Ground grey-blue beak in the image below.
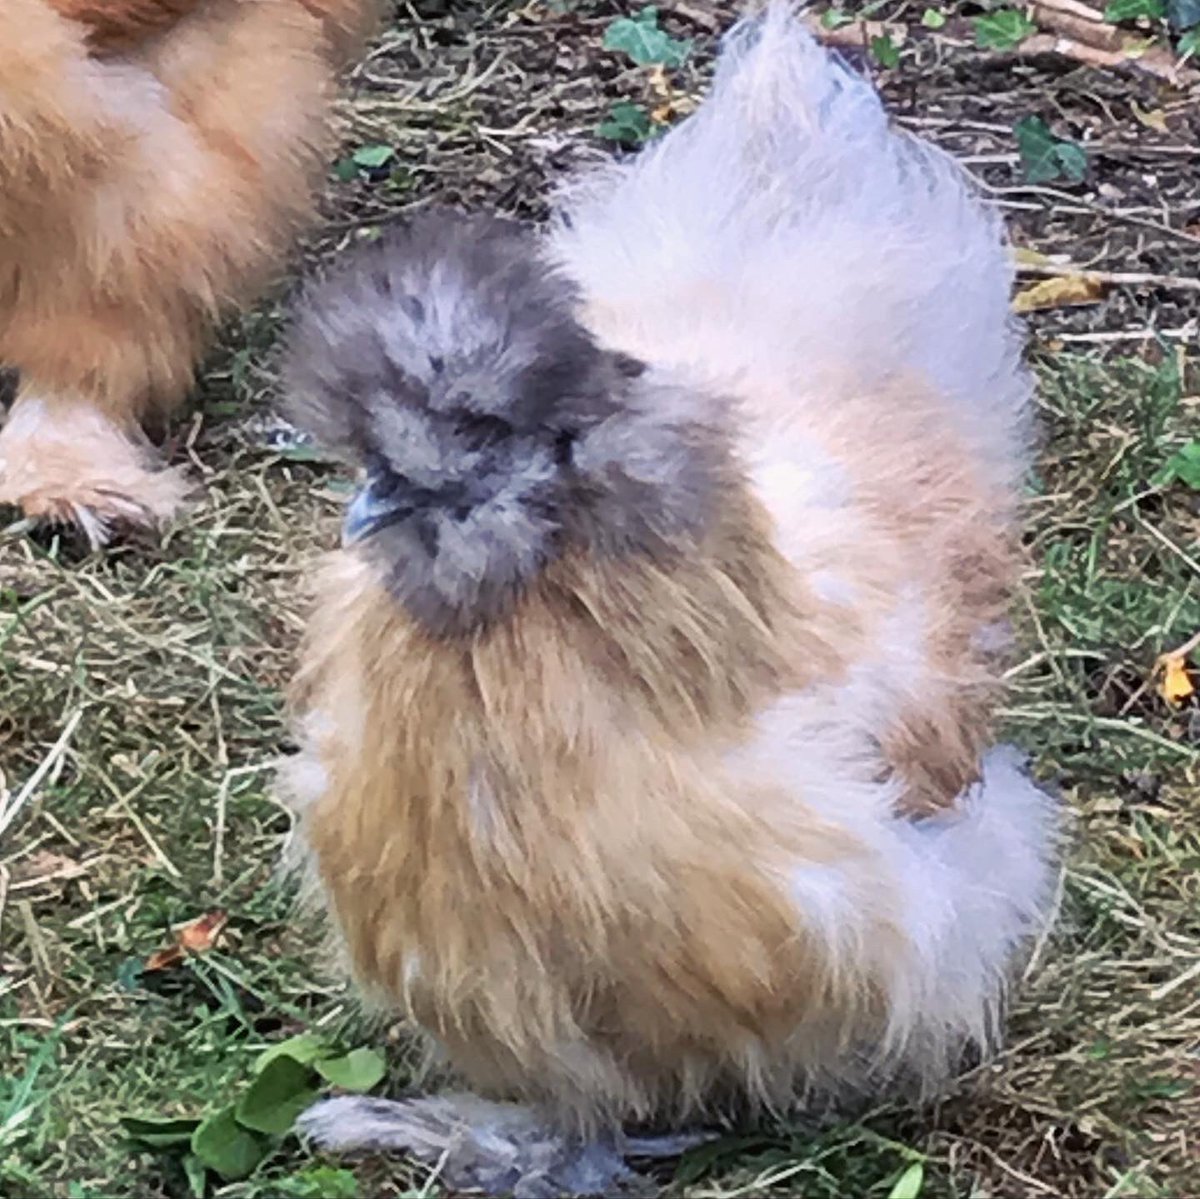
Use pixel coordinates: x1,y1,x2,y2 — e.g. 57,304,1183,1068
343,476,399,546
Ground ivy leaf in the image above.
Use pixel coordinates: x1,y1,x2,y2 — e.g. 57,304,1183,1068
352,144,395,170
1169,0,1200,28
1014,116,1088,184
1160,442,1200,488
1105,0,1165,19
314,1047,387,1093
235,1056,320,1136
870,33,901,67
889,1161,925,1199
603,6,691,67
274,1166,361,1198
974,9,1037,48
190,1106,267,1182
254,1034,330,1075
597,101,653,145
922,8,948,28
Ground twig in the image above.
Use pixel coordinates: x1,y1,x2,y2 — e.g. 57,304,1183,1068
1033,0,1108,20
1031,3,1123,53
1138,515,1200,578
1162,629,1200,663
0,710,83,843
1016,32,1189,82
1046,326,1198,344
977,179,1200,249
1017,263,1200,293
1149,957,1200,1003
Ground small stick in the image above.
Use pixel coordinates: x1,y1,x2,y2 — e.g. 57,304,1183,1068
1017,262,1200,292
1031,3,1124,52
1161,628,1200,663
1032,0,1109,21
1046,327,1197,344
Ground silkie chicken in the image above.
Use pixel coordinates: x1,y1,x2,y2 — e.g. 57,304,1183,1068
277,5,1061,1195
0,0,379,545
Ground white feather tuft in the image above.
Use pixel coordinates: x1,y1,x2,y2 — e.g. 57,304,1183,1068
549,1,1031,485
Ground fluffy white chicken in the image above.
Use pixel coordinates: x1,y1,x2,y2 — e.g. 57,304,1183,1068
278,6,1060,1195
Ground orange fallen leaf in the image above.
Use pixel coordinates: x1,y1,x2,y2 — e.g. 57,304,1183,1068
1012,274,1105,313
143,910,228,972
1159,655,1196,706
143,945,186,972
178,909,228,952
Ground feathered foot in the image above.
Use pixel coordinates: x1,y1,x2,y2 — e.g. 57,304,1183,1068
0,392,192,548
296,1093,711,1198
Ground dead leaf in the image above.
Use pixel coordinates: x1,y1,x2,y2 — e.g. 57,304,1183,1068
1131,101,1170,133
10,851,88,888
1013,274,1106,313
1159,656,1194,706
143,909,228,972
1012,246,1061,267
143,945,185,972
178,909,228,951
649,64,671,98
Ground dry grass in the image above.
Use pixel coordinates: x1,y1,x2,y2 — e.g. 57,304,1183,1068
2,2,1198,1196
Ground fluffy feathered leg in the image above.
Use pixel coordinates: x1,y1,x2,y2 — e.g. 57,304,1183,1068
297,1094,709,1198
0,389,192,548
0,0,368,539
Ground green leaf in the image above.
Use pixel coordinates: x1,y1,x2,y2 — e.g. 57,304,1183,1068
921,8,948,28
182,1153,209,1199
870,33,901,67
314,1047,387,1093
1052,140,1088,182
274,1166,361,1198
352,144,395,169
821,7,854,28
603,6,691,67
120,1115,201,1149
332,157,358,182
596,101,653,145
1105,0,1165,19
1014,116,1088,184
254,1034,330,1075
235,1056,320,1136
889,1161,925,1199
1169,0,1200,28
190,1106,268,1181
1180,26,1200,50
974,9,1037,48
1161,442,1200,489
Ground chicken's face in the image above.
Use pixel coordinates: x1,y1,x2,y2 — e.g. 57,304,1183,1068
284,209,734,639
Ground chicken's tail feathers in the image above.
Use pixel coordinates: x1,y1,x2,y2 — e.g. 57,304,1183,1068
551,1,1032,482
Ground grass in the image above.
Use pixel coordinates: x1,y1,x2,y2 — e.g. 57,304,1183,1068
3,2,1199,1196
